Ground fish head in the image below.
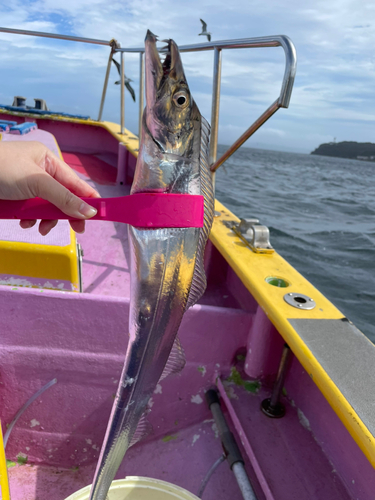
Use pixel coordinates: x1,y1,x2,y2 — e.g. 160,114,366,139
144,30,196,154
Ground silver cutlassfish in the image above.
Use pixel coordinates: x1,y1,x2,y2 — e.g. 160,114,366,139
89,30,214,500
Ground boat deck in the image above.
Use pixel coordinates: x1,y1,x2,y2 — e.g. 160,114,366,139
1,113,375,500
7,381,354,500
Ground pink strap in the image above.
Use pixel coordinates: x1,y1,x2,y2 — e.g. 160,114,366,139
0,193,204,228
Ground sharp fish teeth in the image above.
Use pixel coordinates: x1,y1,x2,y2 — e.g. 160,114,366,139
161,52,171,64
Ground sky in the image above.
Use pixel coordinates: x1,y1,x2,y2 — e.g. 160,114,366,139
0,0,375,153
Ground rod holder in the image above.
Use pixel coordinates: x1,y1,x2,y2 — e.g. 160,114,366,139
261,344,291,418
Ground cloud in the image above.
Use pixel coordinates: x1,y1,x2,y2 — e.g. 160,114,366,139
1,0,375,151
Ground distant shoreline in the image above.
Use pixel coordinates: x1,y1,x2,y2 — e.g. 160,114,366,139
311,141,375,162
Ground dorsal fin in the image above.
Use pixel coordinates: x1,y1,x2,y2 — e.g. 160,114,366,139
129,410,153,448
186,116,214,309
160,336,186,380
129,337,185,448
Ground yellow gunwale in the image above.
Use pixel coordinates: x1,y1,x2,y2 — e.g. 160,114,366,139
1,110,374,466
210,199,375,468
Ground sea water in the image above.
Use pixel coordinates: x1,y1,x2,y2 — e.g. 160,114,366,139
215,145,375,342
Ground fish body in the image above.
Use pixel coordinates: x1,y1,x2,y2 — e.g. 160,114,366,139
89,30,214,500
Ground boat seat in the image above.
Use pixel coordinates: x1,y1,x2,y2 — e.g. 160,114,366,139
9,122,37,135
0,128,81,292
0,120,17,132
0,120,17,125
0,126,60,156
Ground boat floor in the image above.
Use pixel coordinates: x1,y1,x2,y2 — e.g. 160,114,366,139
8,419,240,500
8,384,351,500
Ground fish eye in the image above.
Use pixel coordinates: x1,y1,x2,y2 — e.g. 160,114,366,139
173,91,189,108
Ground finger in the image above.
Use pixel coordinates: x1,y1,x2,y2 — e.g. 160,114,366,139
19,219,37,229
43,152,101,198
29,172,97,219
70,220,85,234
39,219,58,236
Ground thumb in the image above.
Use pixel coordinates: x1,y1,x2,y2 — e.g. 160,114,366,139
31,171,97,219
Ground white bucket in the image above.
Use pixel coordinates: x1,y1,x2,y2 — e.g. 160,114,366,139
65,477,200,500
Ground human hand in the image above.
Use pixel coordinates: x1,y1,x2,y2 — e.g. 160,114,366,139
0,141,100,235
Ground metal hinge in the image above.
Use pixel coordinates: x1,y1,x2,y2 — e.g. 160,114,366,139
232,218,274,254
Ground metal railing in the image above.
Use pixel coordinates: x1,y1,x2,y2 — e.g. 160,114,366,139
114,36,296,171
0,27,297,173
0,27,113,46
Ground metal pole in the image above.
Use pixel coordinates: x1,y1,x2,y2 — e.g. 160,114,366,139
232,463,258,500
120,51,125,134
261,344,291,418
210,99,280,172
209,48,222,186
138,52,145,141
206,390,258,500
98,49,114,122
209,48,222,164
0,26,110,46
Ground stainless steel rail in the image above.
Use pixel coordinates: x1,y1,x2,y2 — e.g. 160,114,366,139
116,35,296,171
209,47,222,171
117,35,296,107
0,27,297,171
120,52,125,135
98,49,116,122
0,26,112,46
0,26,120,124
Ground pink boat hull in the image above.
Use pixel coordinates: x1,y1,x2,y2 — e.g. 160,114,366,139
0,113,374,500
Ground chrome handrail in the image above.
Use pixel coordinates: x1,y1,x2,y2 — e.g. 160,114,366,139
117,35,296,107
0,26,114,46
113,36,297,170
0,27,297,171
0,26,120,124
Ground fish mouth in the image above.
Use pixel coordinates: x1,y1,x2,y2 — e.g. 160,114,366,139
161,40,172,77
145,30,162,80
144,29,185,104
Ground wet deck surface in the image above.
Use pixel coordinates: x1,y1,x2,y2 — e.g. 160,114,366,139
7,383,354,500
8,419,242,500
224,384,352,500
